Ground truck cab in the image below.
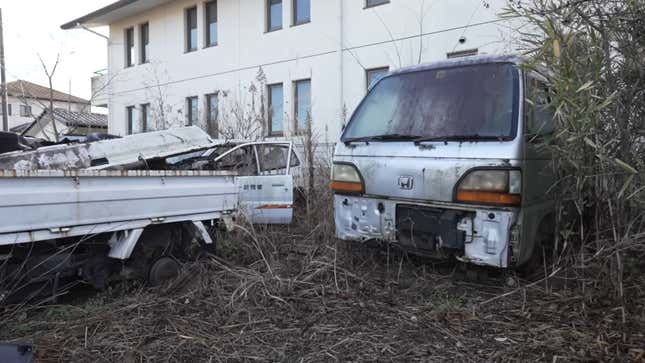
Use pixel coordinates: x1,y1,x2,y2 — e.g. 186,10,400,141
331,55,556,269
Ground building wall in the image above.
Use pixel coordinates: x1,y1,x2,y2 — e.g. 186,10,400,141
25,120,107,140
104,0,516,142
3,96,89,130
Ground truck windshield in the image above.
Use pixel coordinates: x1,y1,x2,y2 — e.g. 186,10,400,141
342,63,519,142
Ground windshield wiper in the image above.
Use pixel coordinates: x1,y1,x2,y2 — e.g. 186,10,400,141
343,134,421,145
414,134,506,145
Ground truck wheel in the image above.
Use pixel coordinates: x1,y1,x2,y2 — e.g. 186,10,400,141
519,219,555,278
148,256,180,286
465,266,489,283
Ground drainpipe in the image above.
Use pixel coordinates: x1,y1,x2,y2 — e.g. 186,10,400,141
337,0,344,131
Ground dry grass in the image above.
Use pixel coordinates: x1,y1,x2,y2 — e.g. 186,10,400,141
1,192,644,362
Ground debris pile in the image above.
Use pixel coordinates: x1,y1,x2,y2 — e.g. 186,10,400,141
0,127,217,171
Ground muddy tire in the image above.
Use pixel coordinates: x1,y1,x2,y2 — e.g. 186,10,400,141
148,256,181,286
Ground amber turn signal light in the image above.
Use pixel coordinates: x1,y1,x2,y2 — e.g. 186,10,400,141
329,180,364,194
456,190,521,206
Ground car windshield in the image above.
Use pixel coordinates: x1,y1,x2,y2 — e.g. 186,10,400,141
342,63,519,142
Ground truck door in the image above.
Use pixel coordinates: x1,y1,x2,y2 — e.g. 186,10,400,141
212,142,295,224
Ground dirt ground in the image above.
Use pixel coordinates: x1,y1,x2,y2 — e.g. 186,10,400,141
1,207,644,362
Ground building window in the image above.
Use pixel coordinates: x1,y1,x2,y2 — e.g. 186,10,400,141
293,0,310,25
365,0,389,8
125,27,135,67
205,1,218,47
186,7,198,52
294,79,311,132
19,105,32,117
126,106,136,134
268,83,284,136
206,93,219,137
186,96,198,126
140,23,150,63
141,103,150,132
366,67,389,90
267,0,282,32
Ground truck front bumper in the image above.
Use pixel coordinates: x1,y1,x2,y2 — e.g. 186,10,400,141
334,195,519,268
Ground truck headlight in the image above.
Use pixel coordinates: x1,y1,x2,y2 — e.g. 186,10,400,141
455,169,521,206
330,163,365,194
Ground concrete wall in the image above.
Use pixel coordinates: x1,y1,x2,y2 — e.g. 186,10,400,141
104,0,516,142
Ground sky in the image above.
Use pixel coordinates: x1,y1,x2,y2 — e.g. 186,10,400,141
0,0,114,100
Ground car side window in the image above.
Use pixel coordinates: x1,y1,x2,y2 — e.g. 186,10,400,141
526,76,556,136
213,146,258,175
257,145,299,175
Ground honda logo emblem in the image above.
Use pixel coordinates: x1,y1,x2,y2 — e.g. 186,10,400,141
398,176,414,190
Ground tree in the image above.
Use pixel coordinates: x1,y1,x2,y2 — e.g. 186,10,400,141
143,65,182,131
37,53,61,142
217,67,268,141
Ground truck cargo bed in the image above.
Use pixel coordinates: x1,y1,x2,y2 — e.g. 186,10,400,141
0,170,238,246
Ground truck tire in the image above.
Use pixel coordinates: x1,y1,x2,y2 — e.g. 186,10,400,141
147,256,180,286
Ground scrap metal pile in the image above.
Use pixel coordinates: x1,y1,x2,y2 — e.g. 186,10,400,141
0,127,228,172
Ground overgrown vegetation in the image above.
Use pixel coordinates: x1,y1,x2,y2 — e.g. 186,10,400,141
1,190,643,361
505,0,645,315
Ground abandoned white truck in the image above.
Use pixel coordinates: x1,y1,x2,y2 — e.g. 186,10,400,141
0,127,299,302
331,55,558,270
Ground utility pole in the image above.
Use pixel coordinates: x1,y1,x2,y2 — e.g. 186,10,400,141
0,8,9,132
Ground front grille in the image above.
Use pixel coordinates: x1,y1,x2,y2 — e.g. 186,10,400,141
396,204,467,251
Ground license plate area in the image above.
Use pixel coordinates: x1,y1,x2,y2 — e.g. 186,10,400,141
396,204,468,252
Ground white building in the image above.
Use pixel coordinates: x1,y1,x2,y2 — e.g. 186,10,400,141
62,0,516,143
3,80,90,131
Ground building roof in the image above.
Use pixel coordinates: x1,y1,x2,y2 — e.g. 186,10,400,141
7,80,89,105
22,108,108,135
61,0,174,29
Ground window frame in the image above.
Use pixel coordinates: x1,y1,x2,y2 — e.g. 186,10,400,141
124,27,135,68
266,0,283,33
206,93,219,137
204,0,218,48
126,105,136,135
19,105,32,117
257,144,300,173
267,83,284,137
139,22,150,64
447,48,479,59
186,96,199,126
185,6,198,53
365,66,390,91
292,0,310,26
293,78,311,133
365,0,390,9
140,103,150,132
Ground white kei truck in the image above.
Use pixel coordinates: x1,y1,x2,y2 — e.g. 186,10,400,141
0,127,298,302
